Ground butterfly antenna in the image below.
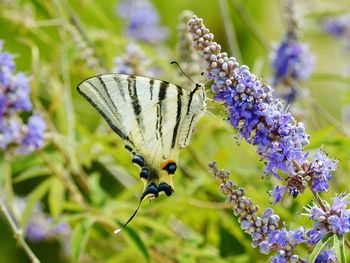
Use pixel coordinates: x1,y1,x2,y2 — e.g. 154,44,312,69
170,61,196,84
114,198,142,235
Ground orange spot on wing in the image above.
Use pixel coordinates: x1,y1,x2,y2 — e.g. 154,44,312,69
160,160,176,170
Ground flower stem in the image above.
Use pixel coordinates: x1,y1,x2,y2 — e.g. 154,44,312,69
310,187,328,212
0,199,41,263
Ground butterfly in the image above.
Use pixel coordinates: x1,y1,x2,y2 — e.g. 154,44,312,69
77,73,207,202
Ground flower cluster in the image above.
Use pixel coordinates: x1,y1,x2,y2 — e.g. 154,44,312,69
314,249,337,263
209,161,309,262
270,34,314,87
269,0,314,105
210,161,339,262
188,15,335,202
0,41,45,155
26,215,71,242
112,43,159,77
116,0,168,44
305,193,350,245
322,15,350,40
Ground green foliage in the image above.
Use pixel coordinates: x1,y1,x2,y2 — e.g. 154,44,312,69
1,0,350,262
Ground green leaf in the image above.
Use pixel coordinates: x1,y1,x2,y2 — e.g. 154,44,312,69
71,218,95,263
20,179,51,229
334,234,346,263
13,165,50,183
48,177,65,220
308,233,333,263
0,160,13,204
124,226,150,262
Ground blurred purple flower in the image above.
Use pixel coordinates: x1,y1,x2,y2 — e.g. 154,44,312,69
271,35,314,86
17,115,46,154
13,197,71,243
113,43,160,77
26,217,71,242
323,15,350,38
0,40,46,155
117,0,168,44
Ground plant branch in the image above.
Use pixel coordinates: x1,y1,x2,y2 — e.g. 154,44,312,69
0,199,41,263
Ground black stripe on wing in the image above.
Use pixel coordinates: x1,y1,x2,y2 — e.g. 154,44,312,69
77,81,129,141
128,76,145,133
171,85,183,149
149,79,154,100
156,81,168,143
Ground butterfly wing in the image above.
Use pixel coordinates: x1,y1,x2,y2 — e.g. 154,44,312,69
77,73,206,198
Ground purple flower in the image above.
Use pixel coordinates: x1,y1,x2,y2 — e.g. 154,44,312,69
0,41,15,87
323,15,350,38
0,40,46,155
306,193,350,244
308,150,338,193
116,0,168,44
315,249,337,263
26,218,71,242
0,118,21,150
17,115,46,154
272,185,287,204
265,227,306,262
271,35,315,86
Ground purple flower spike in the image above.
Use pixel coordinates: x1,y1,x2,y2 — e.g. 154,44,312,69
188,15,310,182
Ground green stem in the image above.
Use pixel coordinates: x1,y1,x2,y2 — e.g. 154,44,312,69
230,0,270,52
38,151,86,208
0,199,41,263
310,187,328,213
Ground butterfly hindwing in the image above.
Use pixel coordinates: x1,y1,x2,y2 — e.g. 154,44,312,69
77,73,206,198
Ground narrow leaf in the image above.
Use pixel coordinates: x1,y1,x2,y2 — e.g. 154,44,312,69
13,165,50,183
48,177,65,219
124,226,150,262
308,233,333,263
0,160,13,204
334,234,346,263
71,218,95,263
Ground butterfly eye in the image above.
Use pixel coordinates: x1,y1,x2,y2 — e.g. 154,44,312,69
162,162,177,174
132,155,145,167
158,183,174,196
139,168,148,179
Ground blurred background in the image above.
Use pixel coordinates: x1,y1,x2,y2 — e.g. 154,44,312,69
1,0,350,262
